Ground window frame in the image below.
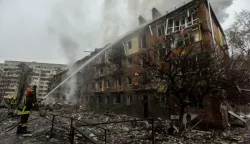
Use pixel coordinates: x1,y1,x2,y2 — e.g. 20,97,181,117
127,57,133,67
127,77,132,85
127,41,132,49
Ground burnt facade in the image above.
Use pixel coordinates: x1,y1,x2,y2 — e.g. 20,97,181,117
50,0,228,121
82,0,228,119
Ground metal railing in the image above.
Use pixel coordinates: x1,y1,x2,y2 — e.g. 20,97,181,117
50,114,157,144
50,114,107,144
78,119,155,144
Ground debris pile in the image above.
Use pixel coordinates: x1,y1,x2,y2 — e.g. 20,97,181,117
1,105,250,143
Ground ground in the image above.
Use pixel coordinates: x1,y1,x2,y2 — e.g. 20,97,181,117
0,105,250,144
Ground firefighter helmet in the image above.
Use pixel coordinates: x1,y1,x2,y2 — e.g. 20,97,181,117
26,89,33,96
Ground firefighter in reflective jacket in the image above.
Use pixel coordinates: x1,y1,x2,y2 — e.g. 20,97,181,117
16,88,34,134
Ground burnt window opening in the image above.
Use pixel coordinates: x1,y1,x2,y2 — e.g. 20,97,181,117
99,81,102,89
116,78,121,87
106,80,110,88
127,77,132,85
174,20,180,31
105,96,109,104
127,57,133,67
141,35,147,48
157,24,165,37
113,94,121,104
100,68,104,75
92,83,95,89
167,19,173,34
126,95,132,105
181,18,185,27
97,96,102,103
127,41,132,49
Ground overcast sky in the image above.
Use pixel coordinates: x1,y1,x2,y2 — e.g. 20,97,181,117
0,0,249,65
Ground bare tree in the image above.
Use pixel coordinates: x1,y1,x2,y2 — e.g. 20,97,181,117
226,10,250,56
16,63,33,106
135,35,250,130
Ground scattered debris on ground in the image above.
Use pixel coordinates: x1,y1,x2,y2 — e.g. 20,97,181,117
1,105,250,144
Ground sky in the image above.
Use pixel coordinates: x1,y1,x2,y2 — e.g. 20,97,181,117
0,0,249,65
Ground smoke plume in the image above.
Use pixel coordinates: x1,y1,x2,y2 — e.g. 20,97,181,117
101,0,233,45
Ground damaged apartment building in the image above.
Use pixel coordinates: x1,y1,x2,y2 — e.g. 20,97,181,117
50,0,228,121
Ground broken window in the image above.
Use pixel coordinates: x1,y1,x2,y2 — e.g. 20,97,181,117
126,95,132,105
156,24,165,37
127,77,132,85
113,94,121,104
106,80,110,88
100,68,104,75
141,35,146,48
127,57,132,67
97,96,102,103
166,19,173,34
181,18,185,27
116,78,121,87
158,47,167,58
127,41,132,49
99,81,102,89
174,20,180,32
105,96,109,104
92,83,95,90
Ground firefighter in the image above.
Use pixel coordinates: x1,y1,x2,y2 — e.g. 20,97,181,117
8,88,18,116
8,97,17,116
16,88,34,134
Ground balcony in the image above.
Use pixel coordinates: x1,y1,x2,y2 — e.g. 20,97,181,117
93,73,106,80
108,66,123,76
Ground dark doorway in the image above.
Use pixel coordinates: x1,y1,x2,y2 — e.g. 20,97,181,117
143,95,148,118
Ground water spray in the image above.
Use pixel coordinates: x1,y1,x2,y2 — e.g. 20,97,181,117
40,47,109,102
40,19,150,102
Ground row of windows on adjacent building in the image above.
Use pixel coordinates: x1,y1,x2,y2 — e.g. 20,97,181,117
95,95,132,105
90,77,133,90
94,94,167,107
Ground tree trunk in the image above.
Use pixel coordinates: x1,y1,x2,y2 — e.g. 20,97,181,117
178,105,185,131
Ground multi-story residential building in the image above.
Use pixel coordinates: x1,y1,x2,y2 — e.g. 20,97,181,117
48,48,102,104
82,0,228,117
0,60,67,100
49,0,228,127
0,63,21,98
47,69,68,102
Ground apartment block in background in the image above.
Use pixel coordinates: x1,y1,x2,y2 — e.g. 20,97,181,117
0,60,67,100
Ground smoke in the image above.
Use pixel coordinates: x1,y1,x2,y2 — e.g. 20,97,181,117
46,0,233,103
210,0,234,22
47,0,103,104
101,0,233,44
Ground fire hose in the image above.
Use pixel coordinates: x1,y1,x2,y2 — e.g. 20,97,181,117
2,118,37,133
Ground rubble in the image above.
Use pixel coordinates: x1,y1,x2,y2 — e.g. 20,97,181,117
1,106,250,143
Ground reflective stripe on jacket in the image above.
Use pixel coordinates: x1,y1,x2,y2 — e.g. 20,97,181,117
18,97,32,115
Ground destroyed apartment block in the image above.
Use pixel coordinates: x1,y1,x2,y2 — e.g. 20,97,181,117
49,0,230,129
